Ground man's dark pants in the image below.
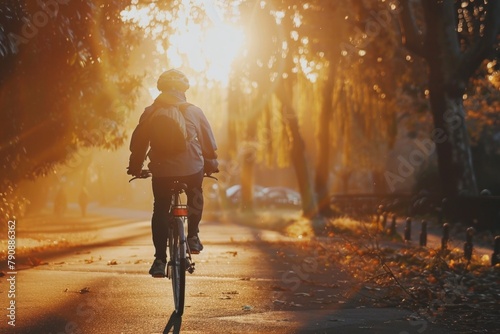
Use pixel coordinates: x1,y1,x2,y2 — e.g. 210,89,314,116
151,170,204,261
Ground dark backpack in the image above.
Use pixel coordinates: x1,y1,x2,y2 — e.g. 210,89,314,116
148,102,191,155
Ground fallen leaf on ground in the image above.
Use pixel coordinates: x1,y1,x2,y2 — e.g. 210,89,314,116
79,287,90,294
28,257,47,267
294,292,311,297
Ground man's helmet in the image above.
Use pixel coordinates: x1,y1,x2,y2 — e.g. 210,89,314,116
157,69,190,92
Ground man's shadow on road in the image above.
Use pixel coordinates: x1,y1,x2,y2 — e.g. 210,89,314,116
163,311,182,334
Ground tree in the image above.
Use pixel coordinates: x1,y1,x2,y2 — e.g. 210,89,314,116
230,0,405,218
0,1,142,219
463,66,500,193
230,0,322,218
399,0,500,197
293,1,405,212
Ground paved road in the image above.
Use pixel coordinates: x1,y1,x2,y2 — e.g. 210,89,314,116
1,207,452,334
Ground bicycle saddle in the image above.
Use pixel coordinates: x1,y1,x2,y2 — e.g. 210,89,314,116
170,182,188,192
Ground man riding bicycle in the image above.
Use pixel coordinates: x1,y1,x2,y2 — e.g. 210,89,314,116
127,69,219,277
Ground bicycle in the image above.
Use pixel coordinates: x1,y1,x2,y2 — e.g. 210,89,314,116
129,169,197,316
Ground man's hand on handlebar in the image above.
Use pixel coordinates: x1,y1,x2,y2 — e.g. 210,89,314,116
204,168,219,180
208,168,219,175
126,166,141,177
128,169,152,182
205,168,219,176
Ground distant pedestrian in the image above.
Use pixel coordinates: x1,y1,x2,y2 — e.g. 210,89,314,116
79,187,89,217
54,187,67,218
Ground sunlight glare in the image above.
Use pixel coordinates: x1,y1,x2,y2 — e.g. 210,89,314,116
204,25,244,81
168,20,245,85
121,6,152,28
122,1,245,86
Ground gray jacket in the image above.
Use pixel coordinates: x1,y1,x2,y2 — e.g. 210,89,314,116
129,91,218,177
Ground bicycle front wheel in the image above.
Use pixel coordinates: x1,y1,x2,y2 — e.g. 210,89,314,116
169,217,186,316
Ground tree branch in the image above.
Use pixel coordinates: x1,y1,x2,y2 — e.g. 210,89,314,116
459,1,500,81
441,0,461,56
398,0,426,58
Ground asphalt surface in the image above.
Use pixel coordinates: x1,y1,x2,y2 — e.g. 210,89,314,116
1,206,455,333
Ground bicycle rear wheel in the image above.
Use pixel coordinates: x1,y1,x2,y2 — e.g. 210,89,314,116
169,217,186,316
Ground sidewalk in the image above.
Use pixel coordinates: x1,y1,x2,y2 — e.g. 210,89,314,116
0,203,151,268
1,205,497,333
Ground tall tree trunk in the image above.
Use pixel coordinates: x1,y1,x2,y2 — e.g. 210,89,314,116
372,169,388,194
276,81,318,218
315,64,336,216
427,76,478,197
423,1,478,197
284,104,318,218
240,144,256,212
339,168,352,194
228,67,258,212
398,0,500,197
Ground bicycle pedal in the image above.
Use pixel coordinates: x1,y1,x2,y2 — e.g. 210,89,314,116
151,274,166,278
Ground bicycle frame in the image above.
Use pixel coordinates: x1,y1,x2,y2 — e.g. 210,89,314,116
168,182,195,272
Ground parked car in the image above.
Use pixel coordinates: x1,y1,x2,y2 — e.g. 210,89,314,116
225,184,266,207
260,186,301,208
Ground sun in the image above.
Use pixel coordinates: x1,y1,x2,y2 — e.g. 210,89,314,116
122,1,245,86
167,21,244,85
166,5,245,86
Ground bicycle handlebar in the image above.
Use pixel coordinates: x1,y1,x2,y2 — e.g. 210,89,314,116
128,169,152,182
128,169,218,182
204,174,218,181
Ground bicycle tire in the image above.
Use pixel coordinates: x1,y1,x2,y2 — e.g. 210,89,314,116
169,217,186,316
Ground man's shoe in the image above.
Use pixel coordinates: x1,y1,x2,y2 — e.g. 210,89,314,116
188,236,203,254
149,258,166,277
